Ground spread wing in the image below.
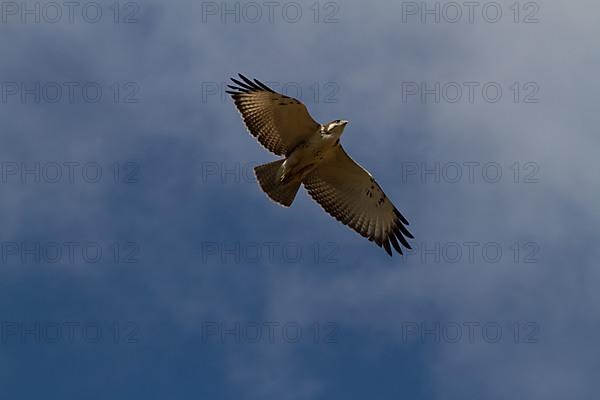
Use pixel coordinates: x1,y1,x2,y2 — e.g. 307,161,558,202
303,146,414,256
227,74,320,156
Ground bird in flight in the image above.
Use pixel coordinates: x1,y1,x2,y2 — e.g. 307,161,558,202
227,74,414,256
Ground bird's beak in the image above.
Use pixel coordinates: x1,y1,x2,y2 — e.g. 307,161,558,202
341,120,348,126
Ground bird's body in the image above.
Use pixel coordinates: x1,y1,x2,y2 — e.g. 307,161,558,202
279,122,345,184
227,74,414,256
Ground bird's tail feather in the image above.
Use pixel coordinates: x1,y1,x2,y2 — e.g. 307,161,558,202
254,160,301,207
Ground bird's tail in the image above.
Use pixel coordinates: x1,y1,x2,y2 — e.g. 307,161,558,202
254,160,301,208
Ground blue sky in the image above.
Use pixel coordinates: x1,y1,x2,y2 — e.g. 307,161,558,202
1,0,599,398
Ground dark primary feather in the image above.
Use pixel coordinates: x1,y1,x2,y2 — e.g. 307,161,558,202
225,73,275,94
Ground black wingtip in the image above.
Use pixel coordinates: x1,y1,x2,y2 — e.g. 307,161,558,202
238,74,255,87
230,77,252,90
389,234,402,254
383,240,392,256
394,214,414,239
254,78,275,92
228,74,274,94
394,208,410,225
393,226,412,248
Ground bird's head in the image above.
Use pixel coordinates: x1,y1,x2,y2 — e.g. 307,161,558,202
323,120,348,138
